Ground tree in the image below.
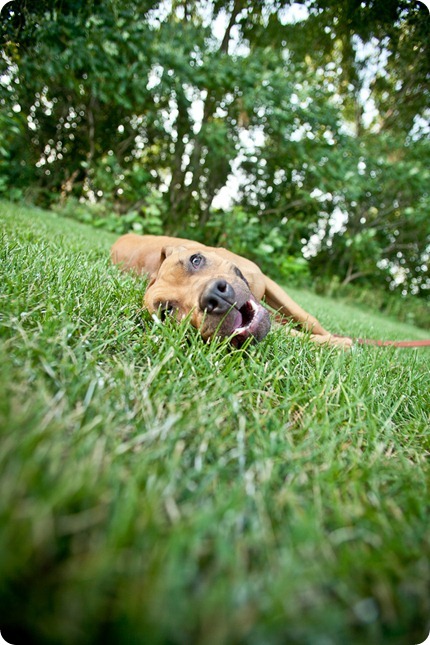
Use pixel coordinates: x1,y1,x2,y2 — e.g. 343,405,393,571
233,0,430,295
1,1,164,205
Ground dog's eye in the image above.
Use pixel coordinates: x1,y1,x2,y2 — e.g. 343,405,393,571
158,303,174,321
190,253,204,269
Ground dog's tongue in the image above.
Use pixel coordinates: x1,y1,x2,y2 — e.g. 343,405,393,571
232,309,244,330
229,299,271,347
231,299,258,335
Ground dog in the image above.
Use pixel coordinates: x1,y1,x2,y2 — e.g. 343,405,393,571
111,234,353,348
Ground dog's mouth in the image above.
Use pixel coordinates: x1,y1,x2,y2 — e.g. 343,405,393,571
229,298,271,348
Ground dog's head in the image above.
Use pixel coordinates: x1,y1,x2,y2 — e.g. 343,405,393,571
144,245,271,347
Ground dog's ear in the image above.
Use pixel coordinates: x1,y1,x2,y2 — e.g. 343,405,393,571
160,245,187,262
146,275,157,288
146,245,187,288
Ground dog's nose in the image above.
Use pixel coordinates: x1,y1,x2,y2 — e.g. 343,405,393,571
199,279,235,314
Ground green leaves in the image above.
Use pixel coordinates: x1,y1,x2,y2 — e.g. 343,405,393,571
0,0,428,295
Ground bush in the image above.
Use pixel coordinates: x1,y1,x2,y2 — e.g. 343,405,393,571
205,208,312,286
54,192,164,236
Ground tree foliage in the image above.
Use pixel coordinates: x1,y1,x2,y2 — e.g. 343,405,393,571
1,0,429,296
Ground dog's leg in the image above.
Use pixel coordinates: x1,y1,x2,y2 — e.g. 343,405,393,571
287,328,353,348
263,276,328,334
263,275,352,348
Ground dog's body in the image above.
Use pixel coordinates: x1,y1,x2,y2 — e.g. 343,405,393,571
111,233,352,348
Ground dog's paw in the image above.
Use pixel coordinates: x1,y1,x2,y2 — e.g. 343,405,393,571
327,334,354,350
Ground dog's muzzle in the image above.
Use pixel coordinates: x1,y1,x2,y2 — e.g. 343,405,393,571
199,279,271,347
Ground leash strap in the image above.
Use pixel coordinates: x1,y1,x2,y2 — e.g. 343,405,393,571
273,314,430,348
354,337,430,348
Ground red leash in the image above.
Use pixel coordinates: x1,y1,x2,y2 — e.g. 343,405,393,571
273,314,430,348
353,337,430,348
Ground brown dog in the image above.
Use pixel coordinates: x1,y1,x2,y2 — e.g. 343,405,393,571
111,234,352,348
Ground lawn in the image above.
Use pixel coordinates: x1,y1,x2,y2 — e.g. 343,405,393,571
0,201,429,645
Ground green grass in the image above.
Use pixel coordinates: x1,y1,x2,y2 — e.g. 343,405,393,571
1,201,429,645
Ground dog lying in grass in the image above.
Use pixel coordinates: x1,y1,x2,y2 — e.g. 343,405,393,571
111,233,353,349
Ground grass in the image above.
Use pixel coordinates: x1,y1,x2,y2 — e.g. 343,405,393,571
0,201,429,645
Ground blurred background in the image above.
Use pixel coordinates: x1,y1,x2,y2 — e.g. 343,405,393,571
1,0,429,324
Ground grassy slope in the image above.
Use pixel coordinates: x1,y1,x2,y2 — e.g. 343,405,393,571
0,201,429,645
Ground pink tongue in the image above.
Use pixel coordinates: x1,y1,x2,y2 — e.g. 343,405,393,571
232,310,243,330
